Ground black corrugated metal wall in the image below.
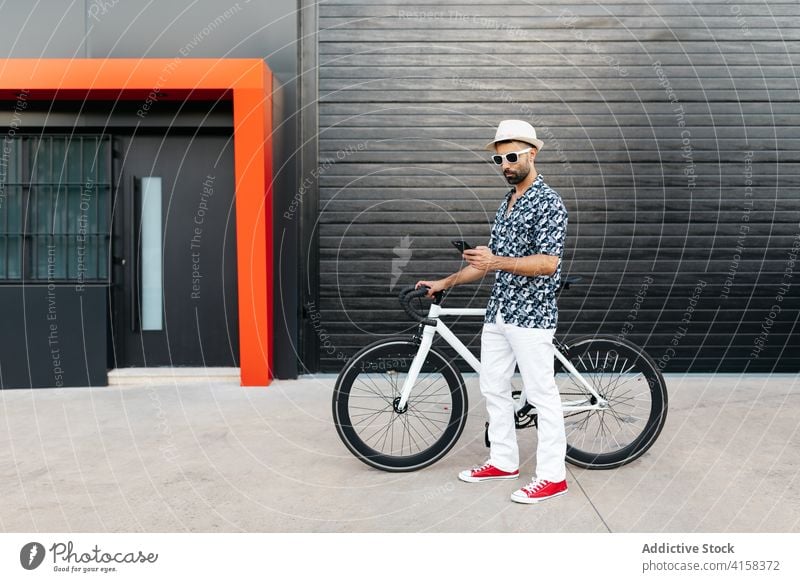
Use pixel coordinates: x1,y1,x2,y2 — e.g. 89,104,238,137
313,0,800,372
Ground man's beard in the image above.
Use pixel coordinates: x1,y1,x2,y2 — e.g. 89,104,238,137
503,165,530,185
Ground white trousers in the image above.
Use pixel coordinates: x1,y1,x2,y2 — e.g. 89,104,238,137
480,311,567,482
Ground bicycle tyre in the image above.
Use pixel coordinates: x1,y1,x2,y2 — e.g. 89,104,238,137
332,338,468,472
557,335,668,469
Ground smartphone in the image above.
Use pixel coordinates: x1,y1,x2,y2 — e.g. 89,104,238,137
451,240,474,253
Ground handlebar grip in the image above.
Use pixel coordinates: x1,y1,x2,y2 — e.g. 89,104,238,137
399,286,438,327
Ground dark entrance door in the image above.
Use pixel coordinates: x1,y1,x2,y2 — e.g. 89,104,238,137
110,134,239,367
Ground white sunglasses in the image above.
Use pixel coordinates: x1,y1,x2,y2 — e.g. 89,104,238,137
491,148,531,165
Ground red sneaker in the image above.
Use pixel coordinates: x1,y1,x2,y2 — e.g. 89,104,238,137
510,479,568,504
458,462,519,483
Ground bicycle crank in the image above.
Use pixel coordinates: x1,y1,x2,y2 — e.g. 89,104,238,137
484,409,538,448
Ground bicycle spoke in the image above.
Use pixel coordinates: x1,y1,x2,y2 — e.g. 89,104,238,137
348,401,392,418
406,406,450,424
559,369,590,396
402,413,428,455
352,374,394,403
603,365,638,398
351,408,395,446
376,410,403,452
605,372,646,400
341,353,460,459
404,411,442,451
348,406,394,417
363,407,398,447
556,339,665,464
406,391,451,406
397,412,429,457
408,371,450,402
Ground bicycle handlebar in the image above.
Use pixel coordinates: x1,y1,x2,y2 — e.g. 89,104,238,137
399,286,439,327
400,276,584,326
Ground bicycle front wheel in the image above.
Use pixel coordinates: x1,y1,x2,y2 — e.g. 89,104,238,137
332,339,468,472
556,335,668,469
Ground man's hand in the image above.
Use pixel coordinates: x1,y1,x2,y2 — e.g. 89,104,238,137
463,246,498,271
415,279,448,298
464,248,559,277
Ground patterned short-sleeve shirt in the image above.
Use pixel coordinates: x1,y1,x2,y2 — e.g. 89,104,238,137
485,174,568,329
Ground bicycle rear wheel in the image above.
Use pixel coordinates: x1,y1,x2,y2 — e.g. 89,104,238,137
556,335,668,469
332,339,468,472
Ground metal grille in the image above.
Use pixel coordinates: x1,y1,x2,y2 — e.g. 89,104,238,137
0,135,111,283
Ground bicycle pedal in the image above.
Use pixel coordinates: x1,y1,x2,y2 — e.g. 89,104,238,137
516,403,533,418
515,411,538,430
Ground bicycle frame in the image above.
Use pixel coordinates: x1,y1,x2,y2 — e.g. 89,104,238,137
396,303,609,413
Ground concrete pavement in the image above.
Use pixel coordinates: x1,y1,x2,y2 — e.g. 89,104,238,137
0,373,798,532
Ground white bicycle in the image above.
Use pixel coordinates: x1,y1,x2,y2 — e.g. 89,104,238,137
332,280,668,472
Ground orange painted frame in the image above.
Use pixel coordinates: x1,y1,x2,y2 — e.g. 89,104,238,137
0,59,273,386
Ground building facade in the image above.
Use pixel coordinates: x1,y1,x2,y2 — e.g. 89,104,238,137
0,0,797,388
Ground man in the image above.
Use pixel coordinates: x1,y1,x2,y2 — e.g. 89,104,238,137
416,119,569,504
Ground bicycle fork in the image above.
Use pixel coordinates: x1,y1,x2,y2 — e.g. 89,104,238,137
395,324,437,413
